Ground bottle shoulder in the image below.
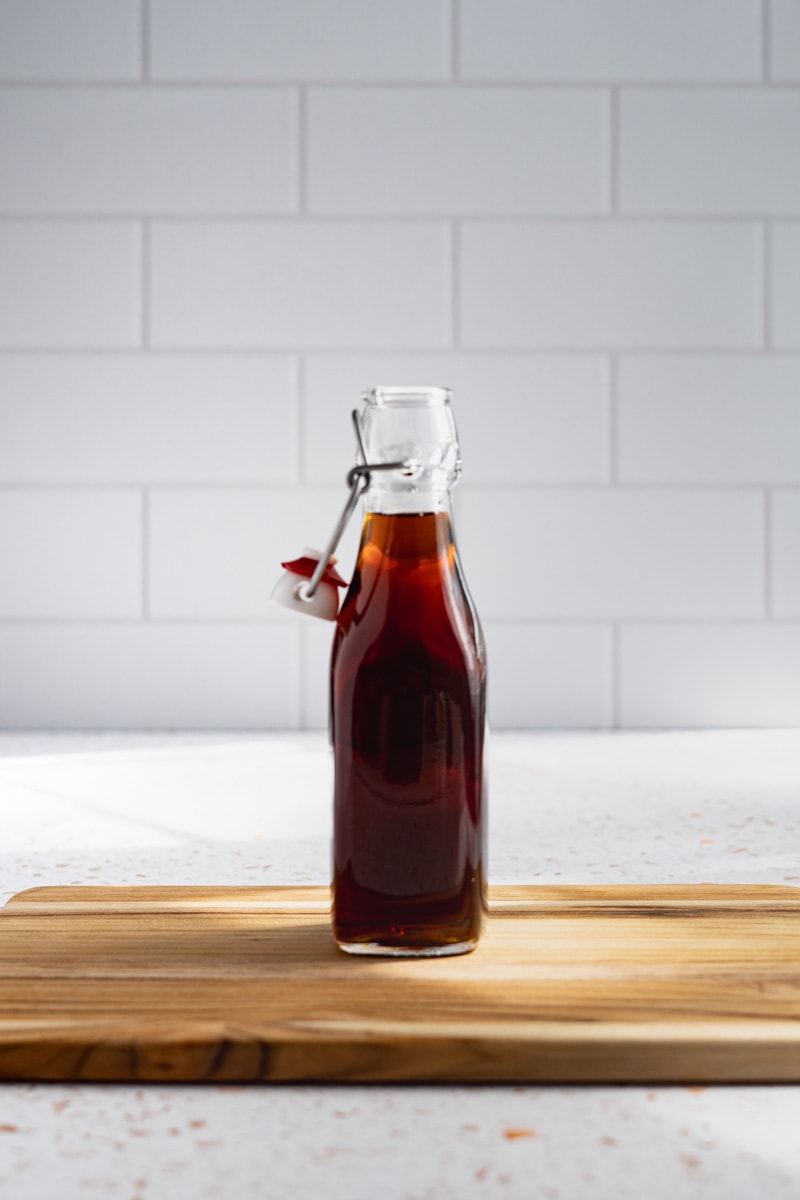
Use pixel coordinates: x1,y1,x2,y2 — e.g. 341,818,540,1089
333,564,484,680
333,509,485,670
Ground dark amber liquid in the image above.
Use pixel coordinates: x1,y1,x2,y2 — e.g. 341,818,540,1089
331,510,487,954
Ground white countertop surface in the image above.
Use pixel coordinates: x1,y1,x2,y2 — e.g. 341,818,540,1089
1,730,799,1199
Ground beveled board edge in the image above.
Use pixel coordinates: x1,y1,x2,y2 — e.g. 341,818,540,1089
2,1020,800,1085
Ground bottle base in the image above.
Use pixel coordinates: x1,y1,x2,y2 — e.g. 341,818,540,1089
336,938,477,959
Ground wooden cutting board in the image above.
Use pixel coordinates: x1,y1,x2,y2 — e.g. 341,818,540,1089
1,883,799,1084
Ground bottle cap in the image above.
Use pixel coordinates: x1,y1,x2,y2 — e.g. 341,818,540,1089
270,547,347,622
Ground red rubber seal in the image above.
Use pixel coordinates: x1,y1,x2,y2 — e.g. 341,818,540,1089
280,556,348,589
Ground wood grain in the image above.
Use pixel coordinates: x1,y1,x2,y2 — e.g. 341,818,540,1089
1,884,799,1083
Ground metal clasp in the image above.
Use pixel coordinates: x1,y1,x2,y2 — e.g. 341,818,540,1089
299,410,413,601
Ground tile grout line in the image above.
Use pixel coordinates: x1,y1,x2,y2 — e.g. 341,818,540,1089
141,0,151,82
141,487,150,620
763,219,772,349
450,0,460,81
762,0,771,81
297,85,307,214
294,352,307,728
296,353,306,483
1,79,797,91
0,346,798,358
611,622,621,730
609,86,619,214
0,482,784,493
764,487,773,618
140,218,150,348
450,220,460,348
0,213,793,224
608,353,619,484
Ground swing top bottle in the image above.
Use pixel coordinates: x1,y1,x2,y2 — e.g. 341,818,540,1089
331,386,487,957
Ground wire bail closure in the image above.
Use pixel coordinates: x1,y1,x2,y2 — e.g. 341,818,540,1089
298,410,413,603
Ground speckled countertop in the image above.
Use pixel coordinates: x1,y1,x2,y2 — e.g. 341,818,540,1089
1,730,799,1199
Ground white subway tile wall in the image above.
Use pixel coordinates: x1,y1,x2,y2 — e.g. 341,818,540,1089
149,0,450,82
149,221,450,348
619,90,800,215
456,489,764,620
0,222,140,348
480,623,613,729
0,625,300,727
0,89,298,215
0,490,141,617
0,356,297,482
307,88,609,215
460,222,761,348
620,625,800,727
617,357,800,483
458,0,762,83
0,0,141,81
0,0,797,729
770,0,800,81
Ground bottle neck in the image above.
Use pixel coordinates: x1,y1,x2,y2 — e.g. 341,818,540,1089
359,509,454,562
363,479,452,515
358,387,461,515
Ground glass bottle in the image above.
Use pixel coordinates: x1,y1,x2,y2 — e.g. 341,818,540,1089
331,386,487,957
